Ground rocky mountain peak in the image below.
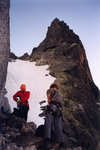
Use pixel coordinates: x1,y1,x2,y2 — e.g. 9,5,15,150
30,18,92,81
29,18,100,148
46,18,79,45
31,18,80,54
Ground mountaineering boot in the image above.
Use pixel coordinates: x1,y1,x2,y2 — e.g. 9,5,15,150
37,138,52,150
44,138,53,149
59,142,66,149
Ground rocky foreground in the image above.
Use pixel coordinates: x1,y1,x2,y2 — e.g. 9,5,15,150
0,110,84,150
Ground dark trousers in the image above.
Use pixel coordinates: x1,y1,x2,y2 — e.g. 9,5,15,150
44,112,64,143
19,106,29,121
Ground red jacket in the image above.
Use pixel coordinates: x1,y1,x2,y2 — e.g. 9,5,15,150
13,91,30,107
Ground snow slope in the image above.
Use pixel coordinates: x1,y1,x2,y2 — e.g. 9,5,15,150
5,60,55,126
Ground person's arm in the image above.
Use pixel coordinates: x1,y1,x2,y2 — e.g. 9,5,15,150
13,92,21,103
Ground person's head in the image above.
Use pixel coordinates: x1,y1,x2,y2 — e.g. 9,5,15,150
20,84,26,91
50,83,59,90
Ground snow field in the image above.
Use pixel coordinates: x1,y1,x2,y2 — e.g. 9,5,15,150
5,60,55,126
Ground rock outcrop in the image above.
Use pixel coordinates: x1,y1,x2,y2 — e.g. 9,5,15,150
29,18,100,150
18,53,29,60
0,112,83,150
10,52,18,60
10,52,29,61
0,0,10,112
0,113,38,150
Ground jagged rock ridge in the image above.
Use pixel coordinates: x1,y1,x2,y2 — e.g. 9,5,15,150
10,52,29,61
28,18,100,150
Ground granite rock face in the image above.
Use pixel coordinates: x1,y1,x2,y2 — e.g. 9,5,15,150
0,0,10,112
29,18,100,150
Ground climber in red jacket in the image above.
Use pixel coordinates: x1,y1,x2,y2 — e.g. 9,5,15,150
13,84,30,121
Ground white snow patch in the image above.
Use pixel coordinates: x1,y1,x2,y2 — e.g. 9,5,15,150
5,60,55,126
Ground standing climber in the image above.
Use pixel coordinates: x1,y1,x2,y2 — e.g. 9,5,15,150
44,83,65,149
13,84,30,121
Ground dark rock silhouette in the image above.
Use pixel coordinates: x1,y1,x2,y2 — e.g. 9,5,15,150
29,18,100,150
10,52,29,61
18,52,29,60
0,113,38,150
10,52,18,60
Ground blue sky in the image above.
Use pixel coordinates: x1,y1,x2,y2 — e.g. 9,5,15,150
10,0,100,89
